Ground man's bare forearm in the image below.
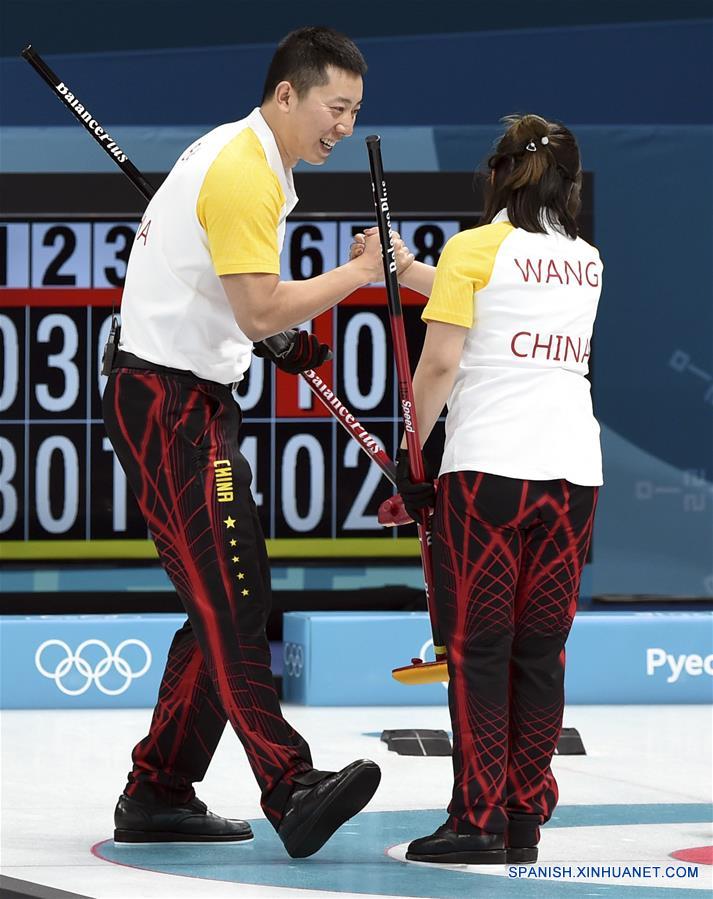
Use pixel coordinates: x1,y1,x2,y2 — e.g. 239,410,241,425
265,262,369,336
222,259,373,341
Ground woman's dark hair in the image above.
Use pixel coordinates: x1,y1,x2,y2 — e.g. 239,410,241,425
480,114,582,238
262,26,367,102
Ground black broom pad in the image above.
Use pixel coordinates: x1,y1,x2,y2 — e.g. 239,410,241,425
380,727,586,757
380,729,453,756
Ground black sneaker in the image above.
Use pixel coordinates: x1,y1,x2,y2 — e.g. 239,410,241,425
278,759,381,858
406,822,506,864
113,794,253,844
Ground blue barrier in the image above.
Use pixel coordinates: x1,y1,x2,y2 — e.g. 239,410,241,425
282,611,713,706
0,613,289,709
0,614,183,709
567,612,713,704
2,611,711,708
282,613,447,706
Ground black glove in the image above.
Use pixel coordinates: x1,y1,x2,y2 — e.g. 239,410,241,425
395,448,437,522
253,330,332,374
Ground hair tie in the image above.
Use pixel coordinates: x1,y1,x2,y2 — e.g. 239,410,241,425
525,136,550,153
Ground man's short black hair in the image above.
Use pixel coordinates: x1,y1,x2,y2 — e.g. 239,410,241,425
262,26,367,102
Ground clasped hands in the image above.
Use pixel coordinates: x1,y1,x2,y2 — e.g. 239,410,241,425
349,226,415,277
253,228,414,374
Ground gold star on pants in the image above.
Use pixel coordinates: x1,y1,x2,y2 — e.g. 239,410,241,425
230,539,237,547
241,589,250,597
237,572,245,580
224,516,236,529
232,556,240,563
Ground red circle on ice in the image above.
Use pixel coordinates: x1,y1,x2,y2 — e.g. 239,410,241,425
670,846,713,866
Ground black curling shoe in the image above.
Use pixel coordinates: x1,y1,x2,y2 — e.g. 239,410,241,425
406,822,506,864
113,794,253,844
507,846,539,862
278,759,381,858
506,818,540,863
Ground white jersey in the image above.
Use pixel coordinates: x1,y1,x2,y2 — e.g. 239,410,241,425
119,108,297,384
423,210,603,486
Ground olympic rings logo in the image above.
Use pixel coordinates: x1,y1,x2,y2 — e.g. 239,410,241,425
283,642,304,678
35,639,152,696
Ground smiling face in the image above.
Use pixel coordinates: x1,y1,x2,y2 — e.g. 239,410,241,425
264,66,363,168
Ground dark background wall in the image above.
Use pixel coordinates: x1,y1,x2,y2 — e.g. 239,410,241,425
3,2,711,126
2,0,709,56
1,0,712,596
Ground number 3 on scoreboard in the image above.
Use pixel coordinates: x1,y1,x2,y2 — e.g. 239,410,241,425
0,221,139,289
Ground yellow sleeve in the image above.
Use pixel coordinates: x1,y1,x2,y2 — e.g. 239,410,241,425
196,129,285,276
422,222,514,328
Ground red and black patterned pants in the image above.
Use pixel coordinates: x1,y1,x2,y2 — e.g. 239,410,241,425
433,471,598,839
103,367,313,827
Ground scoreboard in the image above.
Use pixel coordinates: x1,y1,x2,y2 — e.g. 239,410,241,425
0,212,463,559
0,172,594,560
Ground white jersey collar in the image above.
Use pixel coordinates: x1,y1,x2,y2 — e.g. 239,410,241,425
245,107,298,215
492,206,569,237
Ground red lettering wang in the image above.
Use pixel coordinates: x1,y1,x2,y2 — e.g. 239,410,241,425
514,257,599,286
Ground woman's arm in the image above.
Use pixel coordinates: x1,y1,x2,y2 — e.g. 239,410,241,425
398,260,436,297
401,319,468,449
350,228,435,296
